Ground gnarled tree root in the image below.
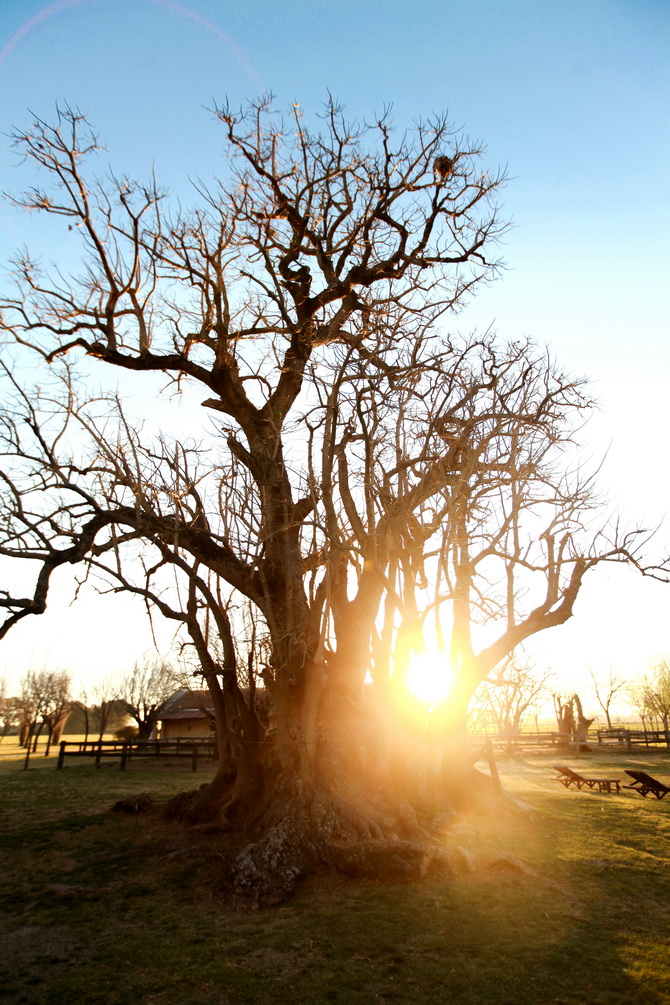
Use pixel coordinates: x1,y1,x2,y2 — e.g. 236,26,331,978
166,773,478,908
226,808,320,909
324,838,452,880
223,792,454,908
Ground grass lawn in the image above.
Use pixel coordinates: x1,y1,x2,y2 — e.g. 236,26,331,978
1,739,670,1004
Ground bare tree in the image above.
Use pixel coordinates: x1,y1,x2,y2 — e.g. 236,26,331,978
18,670,46,752
15,667,71,762
120,656,177,740
333,339,635,710
589,668,628,728
640,659,670,735
0,99,667,903
475,657,552,750
310,333,654,786
629,680,658,731
91,677,121,741
41,671,71,755
553,691,595,747
0,677,19,742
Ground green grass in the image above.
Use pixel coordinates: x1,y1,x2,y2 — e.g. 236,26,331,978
2,741,670,1003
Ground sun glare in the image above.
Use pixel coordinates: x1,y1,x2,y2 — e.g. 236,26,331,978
406,651,454,706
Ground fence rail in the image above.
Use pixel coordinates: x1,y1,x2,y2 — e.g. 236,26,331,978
56,738,217,771
55,728,670,769
484,727,670,752
485,731,572,750
595,728,670,751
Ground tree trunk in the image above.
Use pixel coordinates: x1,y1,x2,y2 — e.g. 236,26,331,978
136,719,155,742
166,677,481,907
31,722,44,753
572,694,594,747
52,713,69,746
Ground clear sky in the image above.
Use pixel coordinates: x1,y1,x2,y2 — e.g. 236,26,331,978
0,0,668,699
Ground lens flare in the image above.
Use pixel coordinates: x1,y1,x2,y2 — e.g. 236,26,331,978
0,0,264,92
407,651,454,705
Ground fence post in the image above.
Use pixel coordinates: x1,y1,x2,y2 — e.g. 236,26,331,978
192,744,198,772
57,741,66,769
95,740,102,768
120,743,128,771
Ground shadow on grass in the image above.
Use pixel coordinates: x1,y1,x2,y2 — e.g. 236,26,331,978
1,753,670,1003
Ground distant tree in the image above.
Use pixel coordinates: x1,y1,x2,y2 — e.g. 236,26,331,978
628,682,656,730
641,659,670,734
553,692,594,747
589,668,628,728
40,671,71,755
16,667,71,762
120,656,176,740
72,683,93,744
474,657,552,749
18,669,46,751
0,678,19,741
91,677,122,741
15,691,33,748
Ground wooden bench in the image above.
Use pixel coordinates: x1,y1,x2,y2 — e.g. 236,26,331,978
553,765,621,794
623,769,670,799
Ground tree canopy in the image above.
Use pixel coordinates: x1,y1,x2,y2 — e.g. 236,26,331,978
0,98,665,904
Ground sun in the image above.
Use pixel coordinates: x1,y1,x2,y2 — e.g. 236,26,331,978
406,651,454,706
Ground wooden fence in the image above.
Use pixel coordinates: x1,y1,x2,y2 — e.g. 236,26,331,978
484,727,670,752
56,738,217,771
594,728,670,751
485,731,572,751
56,728,670,769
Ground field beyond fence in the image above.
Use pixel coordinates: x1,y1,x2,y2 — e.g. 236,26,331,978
1,741,670,1003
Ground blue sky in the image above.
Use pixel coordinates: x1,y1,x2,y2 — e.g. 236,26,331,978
0,0,668,700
